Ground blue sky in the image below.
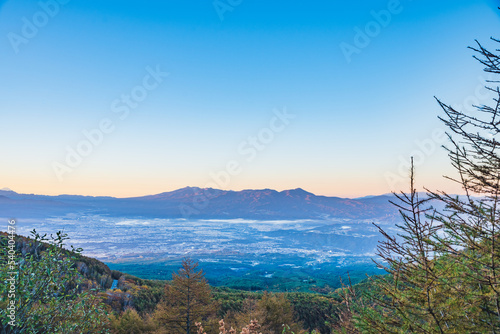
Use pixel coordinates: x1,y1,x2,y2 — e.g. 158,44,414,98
1,0,499,197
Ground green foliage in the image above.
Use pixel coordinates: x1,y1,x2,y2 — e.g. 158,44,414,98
286,293,336,334
109,308,155,334
131,282,165,314
0,230,109,333
255,292,302,334
341,36,500,333
212,288,259,322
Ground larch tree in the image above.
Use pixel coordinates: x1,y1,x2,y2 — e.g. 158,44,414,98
346,36,500,333
153,258,215,334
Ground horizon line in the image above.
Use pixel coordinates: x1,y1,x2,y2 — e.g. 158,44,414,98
0,186,396,200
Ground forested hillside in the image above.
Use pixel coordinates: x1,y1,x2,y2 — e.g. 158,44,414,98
0,230,358,333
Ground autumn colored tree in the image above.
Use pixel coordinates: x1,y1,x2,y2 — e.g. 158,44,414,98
255,292,302,334
153,258,215,334
109,307,155,334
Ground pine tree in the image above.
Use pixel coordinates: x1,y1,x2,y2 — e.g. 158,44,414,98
153,258,214,334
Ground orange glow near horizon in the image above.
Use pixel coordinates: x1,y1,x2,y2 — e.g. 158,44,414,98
2,170,465,199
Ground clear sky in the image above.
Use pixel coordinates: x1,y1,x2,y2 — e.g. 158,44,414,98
1,0,499,198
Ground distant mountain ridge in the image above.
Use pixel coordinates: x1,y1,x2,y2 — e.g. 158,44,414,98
0,187,399,220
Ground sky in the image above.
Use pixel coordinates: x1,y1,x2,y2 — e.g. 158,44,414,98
0,0,499,198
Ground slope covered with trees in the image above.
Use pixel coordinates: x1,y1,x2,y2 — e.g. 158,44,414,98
0,231,344,333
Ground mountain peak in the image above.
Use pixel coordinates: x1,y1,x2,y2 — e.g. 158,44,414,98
1,187,13,192
291,187,310,193
281,188,315,198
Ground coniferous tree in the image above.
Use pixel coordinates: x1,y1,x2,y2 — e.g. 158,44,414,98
350,36,500,333
153,258,215,334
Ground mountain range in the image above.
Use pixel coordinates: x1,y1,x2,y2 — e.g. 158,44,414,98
0,187,401,221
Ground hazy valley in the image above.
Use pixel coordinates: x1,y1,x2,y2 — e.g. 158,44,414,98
1,187,398,290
